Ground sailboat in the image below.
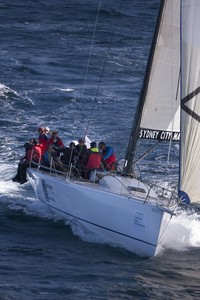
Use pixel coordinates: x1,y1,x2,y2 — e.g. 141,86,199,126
27,0,200,257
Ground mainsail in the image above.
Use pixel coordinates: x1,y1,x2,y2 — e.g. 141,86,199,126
179,0,200,204
124,0,180,174
139,0,180,142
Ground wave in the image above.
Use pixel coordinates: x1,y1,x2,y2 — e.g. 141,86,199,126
159,208,200,255
0,83,19,99
0,83,35,107
0,163,58,222
15,64,42,75
55,87,74,92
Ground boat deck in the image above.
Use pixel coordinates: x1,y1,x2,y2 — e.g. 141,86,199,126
28,163,178,210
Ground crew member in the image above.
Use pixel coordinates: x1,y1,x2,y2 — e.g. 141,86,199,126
12,138,42,184
98,141,116,170
82,141,109,179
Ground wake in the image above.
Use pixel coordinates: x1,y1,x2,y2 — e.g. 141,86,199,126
159,208,200,253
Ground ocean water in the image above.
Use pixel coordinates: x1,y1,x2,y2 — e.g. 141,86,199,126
0,0,200,299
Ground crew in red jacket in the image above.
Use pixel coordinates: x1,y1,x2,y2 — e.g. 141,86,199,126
82,142,109,179
12,138,42,184
48,130,64,148
37,127,50,155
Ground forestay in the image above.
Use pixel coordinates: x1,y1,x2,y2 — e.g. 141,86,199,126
179,0,200,204
139,0,180,141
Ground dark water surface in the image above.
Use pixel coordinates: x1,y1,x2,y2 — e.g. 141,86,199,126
0,0,200,299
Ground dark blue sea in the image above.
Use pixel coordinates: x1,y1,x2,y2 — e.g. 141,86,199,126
0,0,200,299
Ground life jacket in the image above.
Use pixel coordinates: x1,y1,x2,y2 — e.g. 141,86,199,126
85,148,101,170
27,145,42,162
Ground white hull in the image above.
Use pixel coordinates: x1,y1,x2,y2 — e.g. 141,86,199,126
27,168,174,257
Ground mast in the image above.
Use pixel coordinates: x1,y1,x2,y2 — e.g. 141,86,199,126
123,0,166,174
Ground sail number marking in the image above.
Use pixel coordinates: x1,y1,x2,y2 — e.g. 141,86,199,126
134,212,145,228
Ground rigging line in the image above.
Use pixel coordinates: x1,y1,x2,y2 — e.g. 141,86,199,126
167,138,172,165
134,140,160,164
84,0,124,138
72,0,102,139
167,6,174,166
110,0,151,158
167,6,180,167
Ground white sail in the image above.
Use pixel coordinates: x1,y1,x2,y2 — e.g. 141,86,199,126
179,0,200,204
139,0,180,141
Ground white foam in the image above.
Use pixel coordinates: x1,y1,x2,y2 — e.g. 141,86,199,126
159,210,200,254
0,83,19,98
0,163,56,220
57,88,74,92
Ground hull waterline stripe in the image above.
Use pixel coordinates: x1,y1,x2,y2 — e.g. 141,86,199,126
40,199,157,248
